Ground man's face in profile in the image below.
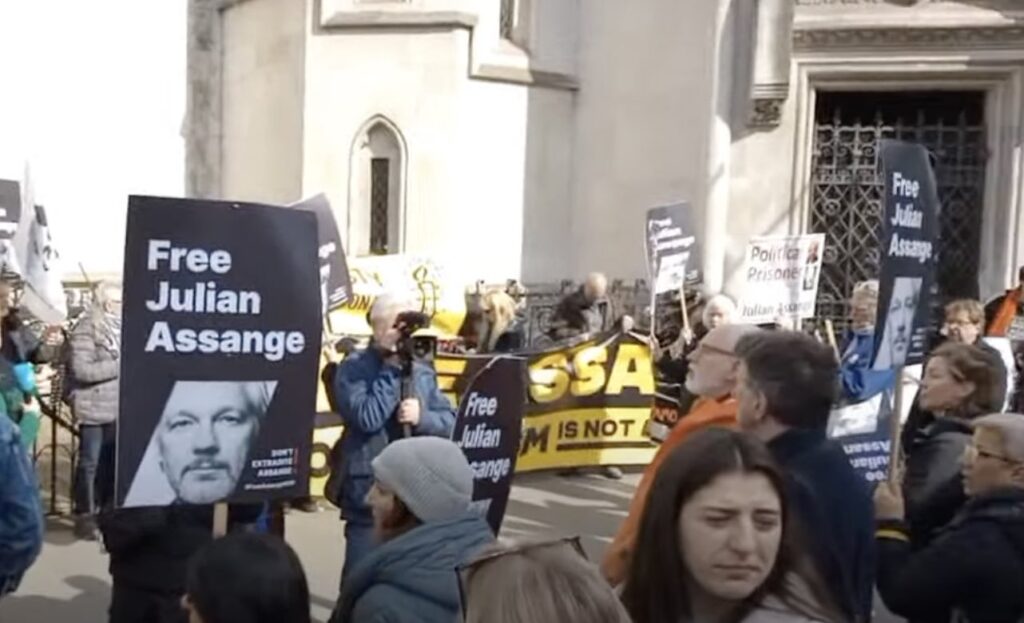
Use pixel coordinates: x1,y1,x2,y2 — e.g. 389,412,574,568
157,382,265,504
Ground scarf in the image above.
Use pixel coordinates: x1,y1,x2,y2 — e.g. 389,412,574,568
989,287,1022,336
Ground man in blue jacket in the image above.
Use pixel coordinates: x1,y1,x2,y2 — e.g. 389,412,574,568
333,294,456,583
0,405,43,598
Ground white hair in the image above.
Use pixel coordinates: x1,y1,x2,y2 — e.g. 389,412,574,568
702,294,737,327
974,413,1024,462
370,292,413,324
851,280,880,304
93,280,122,307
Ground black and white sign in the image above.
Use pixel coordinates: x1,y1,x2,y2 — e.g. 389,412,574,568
872,141,939,371
645,202,701,294
0,179,21,240
290,194,351,313
452,356,526,534
116,196,321,508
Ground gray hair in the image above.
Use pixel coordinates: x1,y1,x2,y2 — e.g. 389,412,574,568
851,280,880,304
701,294,737,327
973,413,1024,462
93,280,122,306
463,539,631,623
370,292,412,324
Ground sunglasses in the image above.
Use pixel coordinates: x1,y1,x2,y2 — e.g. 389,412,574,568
456,536,587,621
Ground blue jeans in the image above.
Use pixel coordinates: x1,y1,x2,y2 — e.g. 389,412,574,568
74,423,115,515
341,518,375,587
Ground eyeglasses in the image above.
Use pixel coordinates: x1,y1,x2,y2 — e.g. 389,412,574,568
456,536,587,621
965,444,1018,464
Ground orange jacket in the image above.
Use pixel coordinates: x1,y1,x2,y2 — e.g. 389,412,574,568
987,287,1022,336
601,396,737,585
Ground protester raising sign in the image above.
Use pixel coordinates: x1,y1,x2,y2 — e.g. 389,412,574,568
738,234,825,325
872,140,939,371
116,196,321,508
290,194,352,313
451,356,526,534
645,202,701,294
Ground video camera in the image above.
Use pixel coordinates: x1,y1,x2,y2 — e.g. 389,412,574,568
394,310,435,363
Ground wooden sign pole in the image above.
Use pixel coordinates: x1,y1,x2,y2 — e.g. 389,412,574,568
212,502,229,538
887,366,906,484
679,283,692,344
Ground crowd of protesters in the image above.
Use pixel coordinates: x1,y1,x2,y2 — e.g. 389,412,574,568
0,264,1023,623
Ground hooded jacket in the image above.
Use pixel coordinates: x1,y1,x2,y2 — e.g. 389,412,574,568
330,514,493,623
0,412,42,596
877,488,1024,623
68,306,121,426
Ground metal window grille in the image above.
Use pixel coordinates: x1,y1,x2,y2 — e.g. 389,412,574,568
370,158,390,255
809,91,987,332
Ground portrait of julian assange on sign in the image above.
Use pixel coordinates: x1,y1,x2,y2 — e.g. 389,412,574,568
871,140,939,371
115,196,321,508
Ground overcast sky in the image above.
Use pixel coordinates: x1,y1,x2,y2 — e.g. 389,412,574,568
0,1,186,278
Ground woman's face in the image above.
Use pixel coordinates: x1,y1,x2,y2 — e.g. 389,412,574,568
678,471,782,602
944,311,981,346
920,356,976,412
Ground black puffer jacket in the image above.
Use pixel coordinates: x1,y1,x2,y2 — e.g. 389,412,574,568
877,488,1024,623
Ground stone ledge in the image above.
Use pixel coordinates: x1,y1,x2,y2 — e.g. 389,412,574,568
794,25,1024,50
473,63,579,91
321,9,478,30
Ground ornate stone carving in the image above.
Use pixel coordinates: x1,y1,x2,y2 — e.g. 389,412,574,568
748,0,794,128
793,25,1024,50
750,98,785,127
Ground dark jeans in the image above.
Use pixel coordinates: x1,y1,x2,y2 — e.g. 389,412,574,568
74,423,115,515
341,518,375,588
109,583,186,623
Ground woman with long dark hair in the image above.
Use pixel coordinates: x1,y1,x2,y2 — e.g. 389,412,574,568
621,428,843,623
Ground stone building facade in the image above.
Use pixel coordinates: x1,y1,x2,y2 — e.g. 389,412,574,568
185,0,1024,324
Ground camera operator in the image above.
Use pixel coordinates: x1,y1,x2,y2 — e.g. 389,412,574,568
331,293,456,585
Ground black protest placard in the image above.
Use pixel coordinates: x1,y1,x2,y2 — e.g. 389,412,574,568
291,194,352,313
645,202,702,294
828,391,895,484
871,141,939,371
116,196,321,508
0,179,20,240
452,356,526,534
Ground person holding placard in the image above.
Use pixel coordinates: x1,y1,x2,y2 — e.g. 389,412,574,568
332,293,456,583
839,281,896,404
901,342,1005,549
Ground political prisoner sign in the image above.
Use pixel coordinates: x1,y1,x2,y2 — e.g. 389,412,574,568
290,194,352,313
738,234,825,325
451,356,526,534
645,202,702,294
872,140,940,371
116,196,321,507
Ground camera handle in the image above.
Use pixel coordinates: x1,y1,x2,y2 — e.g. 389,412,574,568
400,360,414,438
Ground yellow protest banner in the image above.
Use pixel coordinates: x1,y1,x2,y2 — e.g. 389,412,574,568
310,331,658,495
325,255,466,338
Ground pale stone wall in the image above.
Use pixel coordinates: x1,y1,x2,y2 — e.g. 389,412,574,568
220,0,306,204
568,0,720,282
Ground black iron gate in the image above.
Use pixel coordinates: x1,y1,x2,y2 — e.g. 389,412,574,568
809,91,987,330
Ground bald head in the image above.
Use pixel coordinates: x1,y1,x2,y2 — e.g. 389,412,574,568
583,273,608,302
701,324,761,354
685,325,762,399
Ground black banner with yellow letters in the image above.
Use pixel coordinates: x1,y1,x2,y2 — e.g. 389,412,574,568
436,330,657,471
309,330,658,496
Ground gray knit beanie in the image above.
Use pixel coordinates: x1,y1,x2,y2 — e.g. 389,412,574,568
371,437,475,523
